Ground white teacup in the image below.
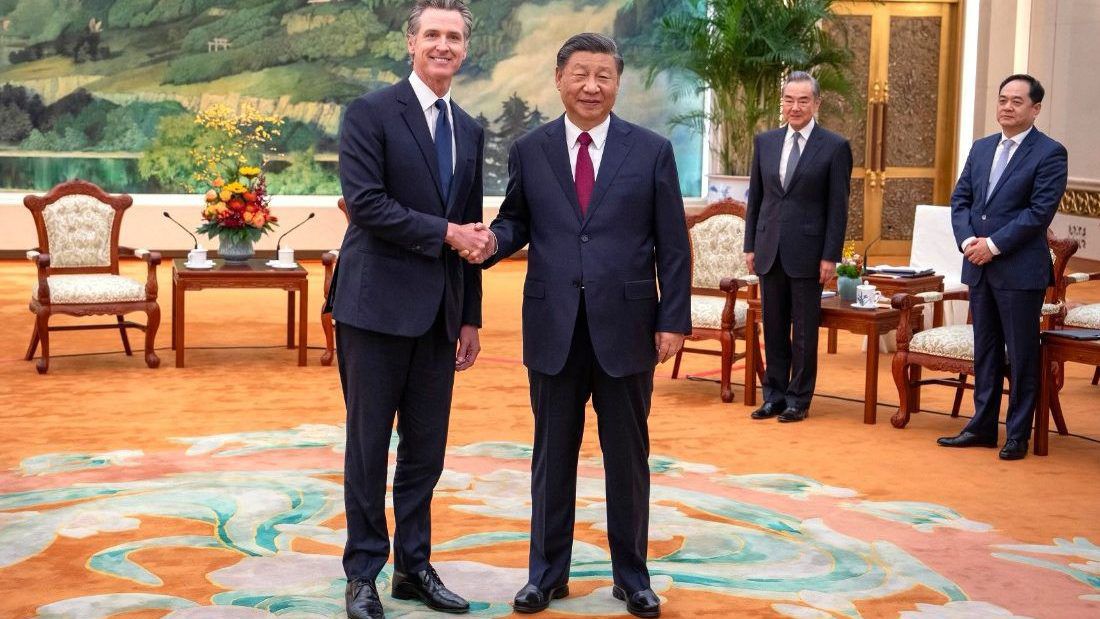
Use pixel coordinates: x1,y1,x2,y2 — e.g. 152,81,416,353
187,247,207,265
278,247,295,265
856,283,879,308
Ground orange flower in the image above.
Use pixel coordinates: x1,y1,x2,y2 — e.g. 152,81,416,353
205,189,217,202
212,178,225,188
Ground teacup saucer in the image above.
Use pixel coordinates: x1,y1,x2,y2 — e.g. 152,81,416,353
184,260,215,269
266,260,299,269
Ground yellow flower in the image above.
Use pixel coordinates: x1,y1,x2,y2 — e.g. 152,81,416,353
239,166,261,178
215,201,228,213
225,182,247,194
219,189,232,202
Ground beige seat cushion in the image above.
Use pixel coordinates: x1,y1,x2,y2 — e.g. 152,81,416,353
691,295,748,330
35,275,146,304
1065,304,1100,329
909,324,974,361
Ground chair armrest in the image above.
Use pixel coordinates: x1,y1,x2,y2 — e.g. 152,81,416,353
718,274,759,292
130,249,161,300
27,250,51,303
1066,272,1100,285
890,290,967,346
321,250,340,267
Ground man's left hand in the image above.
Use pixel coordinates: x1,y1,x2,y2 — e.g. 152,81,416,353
819,260,837,285
455,325,480,371
964,237,994,265
655,332,685,364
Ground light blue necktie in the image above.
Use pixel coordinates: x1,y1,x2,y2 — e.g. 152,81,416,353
433,99,452,203
783,132,801,191
986,138,1014,201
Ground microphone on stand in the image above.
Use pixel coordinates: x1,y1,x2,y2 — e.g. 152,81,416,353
276,212,316,251
862,223,895,276
163,211,198,249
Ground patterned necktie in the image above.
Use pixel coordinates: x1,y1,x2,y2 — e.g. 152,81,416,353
575,131,595,216
433,99,452,203
987,138,1014,200
783,131,801,191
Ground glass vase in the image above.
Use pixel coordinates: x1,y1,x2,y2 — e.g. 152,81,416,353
219,234,254,263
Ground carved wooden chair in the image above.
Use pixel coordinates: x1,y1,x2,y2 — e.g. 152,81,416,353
671,199,764,402
889,232,1078,429
1056,266,1100,384
24,180,161,373
320,197,350,366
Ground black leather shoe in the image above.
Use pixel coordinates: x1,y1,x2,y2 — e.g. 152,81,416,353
391,564,470,613
751,401,783,419
999,439,1029,460
612,586,661,618
937,431,997,448
346,578,384,619
513,582,569,613
777,407,809,423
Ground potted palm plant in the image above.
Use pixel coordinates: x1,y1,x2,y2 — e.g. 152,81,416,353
642,0,854,197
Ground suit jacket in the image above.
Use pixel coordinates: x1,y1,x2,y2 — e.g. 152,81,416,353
484,114,691,377
332,78,484,341
950,128,1068,290
743,125,852,277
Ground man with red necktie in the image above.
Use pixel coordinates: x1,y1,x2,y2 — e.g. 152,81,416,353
478,33,691,618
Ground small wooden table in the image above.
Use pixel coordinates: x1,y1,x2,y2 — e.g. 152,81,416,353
172,259,308,367
827,273,945,354
1035,331,1100,455
745,296,901,424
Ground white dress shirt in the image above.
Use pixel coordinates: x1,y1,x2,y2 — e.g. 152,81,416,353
409,71,456,174
564,114,611,180
780,117,815,180
961,125,1034,256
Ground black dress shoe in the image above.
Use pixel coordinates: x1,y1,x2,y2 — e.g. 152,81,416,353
937,431,998,448
777,406,809,423
751,401,783,419
513,582,569,613
612,586,661,618
346,578,384,619
391,564,470,613
1000,438,1029,460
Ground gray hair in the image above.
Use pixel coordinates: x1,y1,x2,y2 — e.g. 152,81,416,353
407,0,473,41
782,71,820,98
556,33,624,75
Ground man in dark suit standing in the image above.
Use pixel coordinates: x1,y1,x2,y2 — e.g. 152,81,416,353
332,1,493,617
939,74,1068,460
743,71,852,423
478,33,690,618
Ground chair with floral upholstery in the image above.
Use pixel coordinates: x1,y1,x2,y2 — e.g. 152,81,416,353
671,199,764,402
889,232,1078,430
24,179,161,374
320,197,350,366
1056,267,1100,385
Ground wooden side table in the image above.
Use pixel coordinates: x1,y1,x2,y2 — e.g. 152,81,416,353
827,273,945,354
745,296,902,424
172,259,308,367
1035,331,1099,455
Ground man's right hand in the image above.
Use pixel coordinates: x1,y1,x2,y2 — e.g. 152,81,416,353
446,222,492,263
744,252,755,274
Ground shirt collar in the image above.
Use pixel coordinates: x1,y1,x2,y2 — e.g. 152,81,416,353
1000,125,1033,147
564,114,611,150
409,72,451,112
785,117,816,143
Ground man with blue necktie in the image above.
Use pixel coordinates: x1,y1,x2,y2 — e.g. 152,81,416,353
939,74,1068,460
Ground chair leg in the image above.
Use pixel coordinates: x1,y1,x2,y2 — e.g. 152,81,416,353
890,353,911,428
1050,361,1068,435
1093,366,1099,385
144,303,161,369
320,311,336,366
24,320,40,361
117,315,133,356
35,312,50,374
719,332,733,403
951,374,967,417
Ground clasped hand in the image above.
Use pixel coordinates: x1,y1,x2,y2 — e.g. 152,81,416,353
446,222,493,264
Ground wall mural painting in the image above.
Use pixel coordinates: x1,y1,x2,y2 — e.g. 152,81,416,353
0,0,702,196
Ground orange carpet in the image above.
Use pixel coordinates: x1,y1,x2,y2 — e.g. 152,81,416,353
1,258,1099,618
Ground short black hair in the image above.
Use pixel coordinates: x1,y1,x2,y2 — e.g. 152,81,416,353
555,33,624,75
999,74,1045,104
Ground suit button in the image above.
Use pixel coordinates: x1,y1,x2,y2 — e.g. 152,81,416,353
572,280,581,288
981,215,987,221
412,245,422,251
580,234,590,243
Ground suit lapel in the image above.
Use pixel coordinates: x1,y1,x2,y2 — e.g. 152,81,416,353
784,125,823,194
540,117,583,224
972,137,995,205
445,103,474,217
769,130,786,193
396,80,445,208
986,129,1038,204
582,114,633,227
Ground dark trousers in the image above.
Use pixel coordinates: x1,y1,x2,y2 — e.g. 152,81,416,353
336,315,455,581
759,252,824,408
527,298,654,594
964,279,1044,442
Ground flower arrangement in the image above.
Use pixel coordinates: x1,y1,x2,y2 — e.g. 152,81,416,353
836,240,863,279
190,104,283,247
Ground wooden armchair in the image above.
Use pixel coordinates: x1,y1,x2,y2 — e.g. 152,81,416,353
320,197,350,366
889,233,1078,429
24,180,161,373
671,199,764,402
1055,267,1100,384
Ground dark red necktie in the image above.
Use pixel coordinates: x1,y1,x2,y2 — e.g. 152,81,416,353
575,131,594,216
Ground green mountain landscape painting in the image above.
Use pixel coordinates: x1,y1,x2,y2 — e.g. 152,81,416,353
0,0,702,196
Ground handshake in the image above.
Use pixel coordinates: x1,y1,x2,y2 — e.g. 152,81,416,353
446,222,495,264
